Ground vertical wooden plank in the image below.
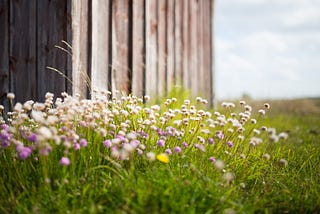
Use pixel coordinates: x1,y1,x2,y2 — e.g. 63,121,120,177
202,0,212,104
66,0,73,95
174,0,183,86
72,0,89,98
182,0,190,90
166,0,175,93
132,0,145,97
145,0,158,97
0,0,9,108
157,0,167,97
10,0,37,103
197,0,204,96
189,0,198,97
37,0,70,101
210,0,215,106
91,0,110,94
112,0,130,95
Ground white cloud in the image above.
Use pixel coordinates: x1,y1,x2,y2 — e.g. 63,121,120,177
215,0,320,99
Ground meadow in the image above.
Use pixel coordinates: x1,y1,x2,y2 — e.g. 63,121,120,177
0,89,319,213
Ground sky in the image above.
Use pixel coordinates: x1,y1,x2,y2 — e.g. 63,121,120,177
215,0,320,100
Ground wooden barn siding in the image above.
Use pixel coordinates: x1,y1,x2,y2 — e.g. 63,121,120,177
0,0,72,108
0,0,214,108
74,0,214,104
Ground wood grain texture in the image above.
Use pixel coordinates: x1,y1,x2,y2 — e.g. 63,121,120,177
145,0,158,97
157,0,167,97
37,0,69,101
91,0,110,94
112,0,130,95
131,0,145,97
189,0,198,97
166,0,175,92
0,0,9,108
182,0,190,90
10,0,37,102
174,0,183,86
210,0,215,106
72,0,89,98
202,0,212,104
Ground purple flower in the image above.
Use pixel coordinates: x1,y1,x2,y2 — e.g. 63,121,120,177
74,143,80,150
19,147,32,160
227,141,234,148
174,146,182,154
194,144,206,152
116,135,126,142
28,133,38,143
39,145,52,156
157,139,165,147
209,157,216,163
216,131,224,140
103,140,112,148
59,157,71,166
165,148,172,155
182,142,188,148
137,148,143,155
157,129,164,136
0,124,9,131
208,138,215,145
130,140,140,148
80,138,88,147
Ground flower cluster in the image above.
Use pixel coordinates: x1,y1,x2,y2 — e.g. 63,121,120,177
0,90,288,178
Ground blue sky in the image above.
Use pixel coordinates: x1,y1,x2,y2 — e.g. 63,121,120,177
215,0,320,99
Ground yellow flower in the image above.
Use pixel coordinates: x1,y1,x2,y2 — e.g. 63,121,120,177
156,153,169,163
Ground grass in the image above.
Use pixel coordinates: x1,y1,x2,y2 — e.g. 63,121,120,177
0,90,319,213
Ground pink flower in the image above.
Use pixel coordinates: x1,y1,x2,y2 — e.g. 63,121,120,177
59,157,71,166
174,146,182,154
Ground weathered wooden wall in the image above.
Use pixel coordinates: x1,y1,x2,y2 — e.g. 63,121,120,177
0,0,215,107
0,0,72,107
74,0,215,104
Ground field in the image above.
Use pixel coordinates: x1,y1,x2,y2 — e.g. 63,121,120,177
0,91,319,213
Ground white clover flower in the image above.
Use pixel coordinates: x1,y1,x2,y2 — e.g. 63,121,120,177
146,152,156,161
258,109,266,115
214,160,225,171
269,134,279,143
223,172,235,183
33,103,46,111
279,158,288,167
244,105,252,112
7,92,15,100
262,153,271,160
126,132,137,140
264,103,271,109
239,100,246,105
37,126,53,140
31,110,45,124
279,132,288,140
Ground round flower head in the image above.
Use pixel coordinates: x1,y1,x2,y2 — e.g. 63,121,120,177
182,142,188,148
156,153,169,163
19,147,32,160
157,139,165,147
103,139,112,148
208,138,214,145
59,157,71,166
227,141,233,148
209,157,216,163
279,158,288,167
165,148,172,155
174,146,182,154
79,138,88,147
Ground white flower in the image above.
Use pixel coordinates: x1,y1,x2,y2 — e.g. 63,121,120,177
146,152,155,161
